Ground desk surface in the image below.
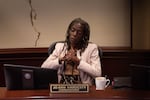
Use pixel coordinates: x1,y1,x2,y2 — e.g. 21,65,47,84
0,86,150,100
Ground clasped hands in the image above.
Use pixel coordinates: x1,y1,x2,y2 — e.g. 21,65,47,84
59,49,80,66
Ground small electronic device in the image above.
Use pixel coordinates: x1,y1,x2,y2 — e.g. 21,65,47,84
112,77,131,88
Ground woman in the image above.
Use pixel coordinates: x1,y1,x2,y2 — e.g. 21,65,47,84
41,18,101,85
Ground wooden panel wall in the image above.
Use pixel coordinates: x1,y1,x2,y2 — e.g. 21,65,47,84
0,47,150,86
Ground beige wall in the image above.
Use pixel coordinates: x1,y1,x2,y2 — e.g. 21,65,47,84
0,0,131,48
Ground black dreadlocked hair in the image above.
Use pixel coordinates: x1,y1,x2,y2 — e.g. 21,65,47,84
65,18,90,52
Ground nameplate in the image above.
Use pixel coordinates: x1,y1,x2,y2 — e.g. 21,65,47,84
50,84,89,93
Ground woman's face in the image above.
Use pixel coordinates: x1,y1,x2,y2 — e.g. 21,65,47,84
69,22,84,45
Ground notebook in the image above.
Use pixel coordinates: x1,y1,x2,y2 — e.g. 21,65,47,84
3,64,58,90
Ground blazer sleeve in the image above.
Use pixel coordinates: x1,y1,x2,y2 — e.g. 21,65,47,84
41,43,64,69
77,44,102,78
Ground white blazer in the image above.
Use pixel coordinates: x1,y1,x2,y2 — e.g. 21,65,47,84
41,42,102,85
